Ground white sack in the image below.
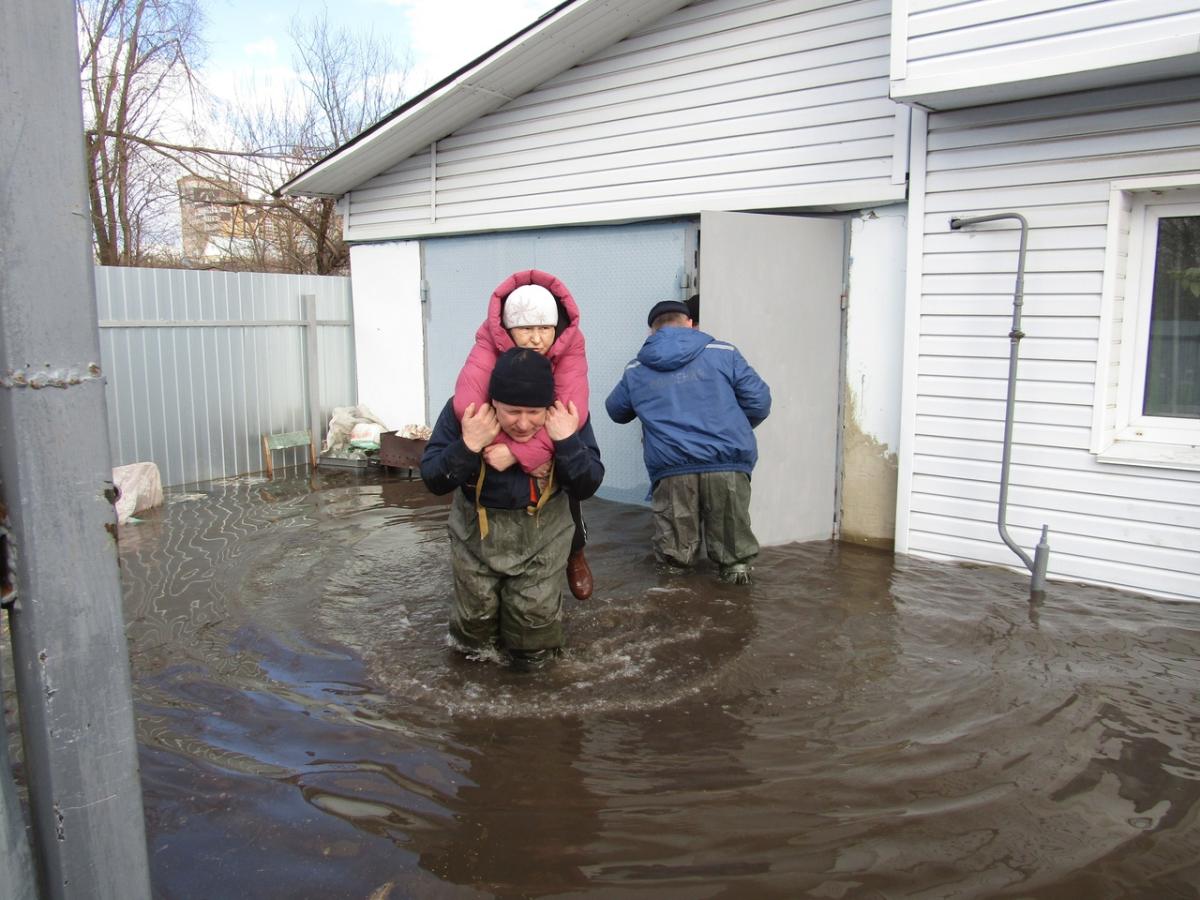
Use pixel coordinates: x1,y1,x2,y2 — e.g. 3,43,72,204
113,462,163,524
322,405,389,453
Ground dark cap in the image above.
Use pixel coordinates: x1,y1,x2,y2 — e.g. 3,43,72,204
490,347,554,408
647,299,691,328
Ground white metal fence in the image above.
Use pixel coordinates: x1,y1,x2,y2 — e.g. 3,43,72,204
94,266,355,486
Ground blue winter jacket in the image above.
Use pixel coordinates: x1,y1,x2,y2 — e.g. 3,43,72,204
605,327,771,485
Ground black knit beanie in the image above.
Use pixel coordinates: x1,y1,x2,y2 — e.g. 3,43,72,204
490,348,554,408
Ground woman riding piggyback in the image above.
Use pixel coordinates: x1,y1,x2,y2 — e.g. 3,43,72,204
452,269,594,600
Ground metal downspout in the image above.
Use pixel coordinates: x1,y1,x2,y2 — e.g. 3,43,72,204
949,213,1050,600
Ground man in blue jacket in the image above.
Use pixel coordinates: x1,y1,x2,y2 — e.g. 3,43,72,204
422,348,605,669
605,300,771,584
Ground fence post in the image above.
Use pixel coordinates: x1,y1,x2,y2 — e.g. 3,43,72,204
0,1,152,897
303,294,323,462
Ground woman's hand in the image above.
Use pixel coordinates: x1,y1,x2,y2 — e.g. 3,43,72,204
461,402,500,453
482,443,517,471
545,400,580,441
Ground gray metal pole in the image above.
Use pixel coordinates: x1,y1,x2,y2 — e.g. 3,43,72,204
304,294,323,462
949,212,1051,600
0,1,152,897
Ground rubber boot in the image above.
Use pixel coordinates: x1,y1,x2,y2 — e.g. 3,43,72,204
509,647,558,672
719,563,752,585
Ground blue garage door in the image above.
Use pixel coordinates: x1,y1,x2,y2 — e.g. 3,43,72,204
424,220,694,504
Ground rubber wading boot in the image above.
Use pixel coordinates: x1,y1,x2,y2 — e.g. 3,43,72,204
509,648,558,672
566,549,593,600
719,563,752,585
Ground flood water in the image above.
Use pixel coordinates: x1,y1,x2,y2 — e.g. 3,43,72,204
109,469,1200,898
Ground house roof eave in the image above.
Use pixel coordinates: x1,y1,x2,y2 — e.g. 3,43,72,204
279,0,692,199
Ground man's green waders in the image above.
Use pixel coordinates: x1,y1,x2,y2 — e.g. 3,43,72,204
651,470,759,569
447,488,574,652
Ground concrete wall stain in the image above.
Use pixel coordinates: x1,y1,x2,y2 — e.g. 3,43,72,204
840,391,897,549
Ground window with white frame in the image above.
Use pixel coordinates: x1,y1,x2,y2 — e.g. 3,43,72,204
1093,179,1200,470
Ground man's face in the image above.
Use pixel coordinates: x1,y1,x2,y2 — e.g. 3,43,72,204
508,325,556,355
493,400,548,442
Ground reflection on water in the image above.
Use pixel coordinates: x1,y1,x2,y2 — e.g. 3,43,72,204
115,469,1200,898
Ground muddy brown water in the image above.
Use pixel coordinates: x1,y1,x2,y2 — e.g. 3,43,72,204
104,469,1200,898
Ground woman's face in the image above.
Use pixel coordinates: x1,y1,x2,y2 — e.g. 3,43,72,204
509,325,556,355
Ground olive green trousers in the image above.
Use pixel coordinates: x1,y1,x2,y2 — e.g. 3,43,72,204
651,471,759,569
447,489,574,652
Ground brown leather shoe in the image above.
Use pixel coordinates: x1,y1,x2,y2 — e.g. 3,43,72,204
566,549,593,600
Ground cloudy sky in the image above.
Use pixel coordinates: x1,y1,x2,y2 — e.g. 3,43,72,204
200,0,563,103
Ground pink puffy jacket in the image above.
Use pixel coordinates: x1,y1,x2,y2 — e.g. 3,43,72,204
452,269,589,473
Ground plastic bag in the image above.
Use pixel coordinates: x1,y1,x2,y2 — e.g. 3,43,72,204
113,462,163,524
322,405,389,454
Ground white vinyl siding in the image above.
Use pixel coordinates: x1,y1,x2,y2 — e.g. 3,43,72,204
344,0,904,241
902,76,1200,601
892,0,1200,109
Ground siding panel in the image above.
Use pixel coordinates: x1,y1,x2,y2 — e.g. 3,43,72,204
911,472,1199,528
437,80,893,156
911,496,1198,556
917,396,1096,428
905,77,1200,599
345,0,904,240
894,0,1200,108
909,0,1109,38
910,3,1197,62
908,531,1200,599
913,442,1200,494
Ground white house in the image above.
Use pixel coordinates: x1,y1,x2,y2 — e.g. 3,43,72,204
892,1,1200,601
282,0,1200,601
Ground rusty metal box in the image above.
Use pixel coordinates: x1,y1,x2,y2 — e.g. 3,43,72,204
379,432,427,472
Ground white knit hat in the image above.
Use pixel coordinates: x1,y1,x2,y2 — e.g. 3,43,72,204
502,284,558,328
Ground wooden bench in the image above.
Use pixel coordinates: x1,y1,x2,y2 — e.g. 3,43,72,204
261,430,316,478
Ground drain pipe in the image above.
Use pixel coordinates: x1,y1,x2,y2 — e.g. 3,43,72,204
948,213,1050,600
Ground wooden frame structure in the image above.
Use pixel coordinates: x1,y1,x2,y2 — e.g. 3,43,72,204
261,430,316,478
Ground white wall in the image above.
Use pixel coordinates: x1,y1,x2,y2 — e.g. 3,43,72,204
842,205,906,544
896,77,1200,601
347,242,426,430
892,0,1200,109
847,206,906,451
345,0,905,241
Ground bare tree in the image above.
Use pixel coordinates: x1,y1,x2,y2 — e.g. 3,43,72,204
75,2,409,274
200,10,412,275
77,0,204,266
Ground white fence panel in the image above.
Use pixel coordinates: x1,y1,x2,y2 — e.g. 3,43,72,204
95,266,355,486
